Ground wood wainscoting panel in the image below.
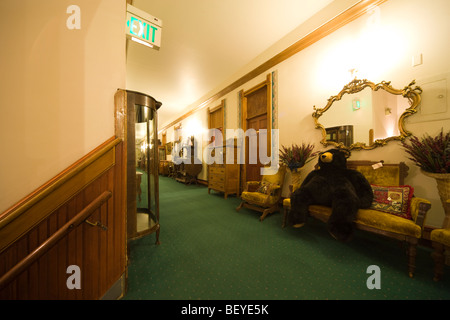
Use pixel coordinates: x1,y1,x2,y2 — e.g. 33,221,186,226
0,137,126,300
0,147,115,254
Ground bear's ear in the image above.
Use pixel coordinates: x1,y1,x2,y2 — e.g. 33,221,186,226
340,148,351,159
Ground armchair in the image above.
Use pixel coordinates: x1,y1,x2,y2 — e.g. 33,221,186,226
236,166,286,221
431,199,450,281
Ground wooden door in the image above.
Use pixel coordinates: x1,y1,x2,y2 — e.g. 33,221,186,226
246,114,267,182
240,74,272,192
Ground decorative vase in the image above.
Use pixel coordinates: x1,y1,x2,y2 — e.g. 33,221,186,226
289,167,303,189
421,170,450,228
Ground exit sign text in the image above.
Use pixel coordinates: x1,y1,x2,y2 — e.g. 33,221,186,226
126,4,162,49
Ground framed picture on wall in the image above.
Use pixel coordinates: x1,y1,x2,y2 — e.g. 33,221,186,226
165,142,173,154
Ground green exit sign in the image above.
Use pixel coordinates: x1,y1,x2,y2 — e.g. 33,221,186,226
126,4,162,49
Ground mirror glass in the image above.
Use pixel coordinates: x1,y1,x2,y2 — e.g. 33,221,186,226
313,79,422,150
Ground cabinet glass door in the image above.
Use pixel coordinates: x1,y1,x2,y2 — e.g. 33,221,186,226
135,104,159,237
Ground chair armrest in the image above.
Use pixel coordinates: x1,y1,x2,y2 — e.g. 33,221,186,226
410,197,432,228
269,184,281,194
262,184,282,205
287,183,301,195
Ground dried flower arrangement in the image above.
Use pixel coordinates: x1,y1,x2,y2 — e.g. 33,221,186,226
279,143,318,172
402,129,450,174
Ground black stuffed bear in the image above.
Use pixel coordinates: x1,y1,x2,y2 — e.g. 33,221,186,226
289,148,373,241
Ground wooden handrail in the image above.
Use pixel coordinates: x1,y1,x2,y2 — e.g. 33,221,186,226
0,137,120,229
0,191,112,291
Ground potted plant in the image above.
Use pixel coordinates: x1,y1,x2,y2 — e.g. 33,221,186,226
280,143,318,186
402,129,450,174
402,128,450,226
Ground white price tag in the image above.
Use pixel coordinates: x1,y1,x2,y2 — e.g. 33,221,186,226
372,162,384,169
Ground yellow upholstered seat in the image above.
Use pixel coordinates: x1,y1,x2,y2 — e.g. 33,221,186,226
241,192,278,206
356,209,422,238
236,166,286,221
431,228,450,247
308,205,423,238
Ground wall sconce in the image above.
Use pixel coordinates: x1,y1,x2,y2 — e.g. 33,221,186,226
349,68,359,80
385,107,392,115
352,98,361,111
140,141,149,152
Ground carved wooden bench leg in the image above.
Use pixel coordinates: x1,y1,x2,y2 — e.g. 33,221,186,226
260,209,269,222
260,206,278,222
407,238,418,278
432,242,445,281
236,201,244,211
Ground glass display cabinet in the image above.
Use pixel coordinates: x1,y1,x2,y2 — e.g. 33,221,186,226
115,89,162,243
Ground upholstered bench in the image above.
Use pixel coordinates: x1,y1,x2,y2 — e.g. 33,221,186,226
283,161,431,278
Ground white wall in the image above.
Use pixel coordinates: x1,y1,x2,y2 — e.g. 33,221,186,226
0,0,126,213
274,0,450,227
162,0,450,227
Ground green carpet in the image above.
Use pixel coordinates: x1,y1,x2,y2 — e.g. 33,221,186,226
123,176,450,300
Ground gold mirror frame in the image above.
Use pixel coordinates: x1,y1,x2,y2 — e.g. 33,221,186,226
312,79,422,150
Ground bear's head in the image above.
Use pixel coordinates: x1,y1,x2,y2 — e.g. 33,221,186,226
318,148,350,170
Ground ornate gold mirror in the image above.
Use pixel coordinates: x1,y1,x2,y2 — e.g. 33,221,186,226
313,79,422,150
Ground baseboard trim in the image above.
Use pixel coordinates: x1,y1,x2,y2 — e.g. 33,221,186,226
102,273,126,300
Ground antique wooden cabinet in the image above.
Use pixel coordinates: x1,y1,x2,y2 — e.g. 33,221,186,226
207,140,240,199
115,89,162,242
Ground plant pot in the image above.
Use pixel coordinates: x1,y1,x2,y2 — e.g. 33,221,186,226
421,169,450,228
288,167,303,189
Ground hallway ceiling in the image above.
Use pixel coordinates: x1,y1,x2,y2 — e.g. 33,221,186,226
126,0,334,129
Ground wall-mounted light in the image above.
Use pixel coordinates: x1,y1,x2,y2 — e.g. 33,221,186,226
352,98,361,111
385,107,392,115
140,141,149,153
349,68,359,80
